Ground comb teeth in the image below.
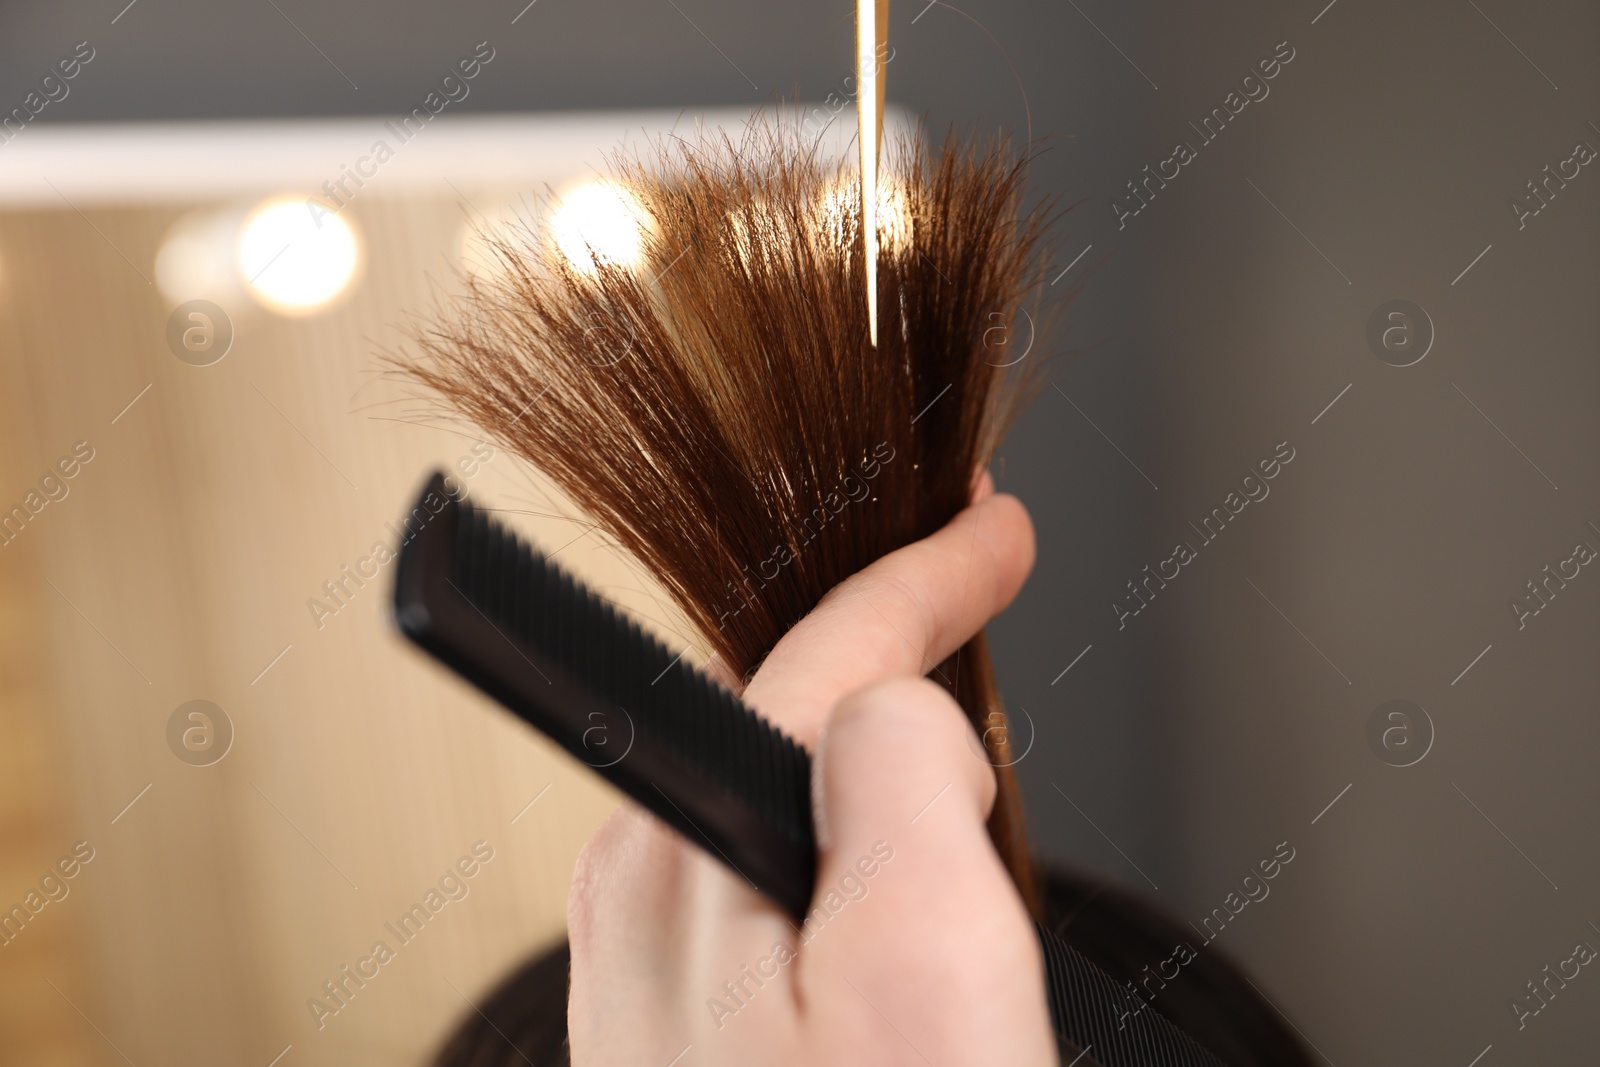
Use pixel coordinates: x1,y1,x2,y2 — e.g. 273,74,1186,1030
447,495,812,846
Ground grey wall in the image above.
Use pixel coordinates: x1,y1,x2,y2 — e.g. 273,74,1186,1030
5,0,1596,1062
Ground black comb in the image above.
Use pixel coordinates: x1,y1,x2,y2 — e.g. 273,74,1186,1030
392,472,816,919
392,472,1227,1067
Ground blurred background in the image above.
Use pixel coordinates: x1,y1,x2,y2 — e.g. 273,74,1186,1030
0,1,1595,1065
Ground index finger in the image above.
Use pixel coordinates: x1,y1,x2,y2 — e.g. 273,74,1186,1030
740,491,1035,747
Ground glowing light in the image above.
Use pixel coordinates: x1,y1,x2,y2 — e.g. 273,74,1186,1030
236,196,361,314
549,180,651,274
156,208,248,308
815,175,912,257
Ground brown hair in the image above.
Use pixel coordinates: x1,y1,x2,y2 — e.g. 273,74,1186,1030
397,113,1055,909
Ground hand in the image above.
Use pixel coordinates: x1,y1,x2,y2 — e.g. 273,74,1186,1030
566,480,1056,1066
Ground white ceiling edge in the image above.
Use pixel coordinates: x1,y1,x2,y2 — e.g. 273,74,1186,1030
0,105,917,207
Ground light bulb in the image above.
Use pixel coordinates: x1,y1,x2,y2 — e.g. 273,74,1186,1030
549,180,651,275
236,195,361,315
156,207,249,308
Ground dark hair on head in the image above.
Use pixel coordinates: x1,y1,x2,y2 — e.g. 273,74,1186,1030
398,113,1053,903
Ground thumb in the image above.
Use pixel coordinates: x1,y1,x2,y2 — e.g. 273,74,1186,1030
812,675,997,862
803,677,1054,1063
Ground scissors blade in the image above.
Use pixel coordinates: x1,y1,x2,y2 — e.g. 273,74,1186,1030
857,0,888,346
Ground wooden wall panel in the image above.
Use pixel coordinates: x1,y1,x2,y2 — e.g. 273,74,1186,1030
0,453,97,1067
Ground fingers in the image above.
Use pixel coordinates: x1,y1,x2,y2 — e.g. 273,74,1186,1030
742,491,1035,746
567,805,705,1061
569,479,1044,1064
802,678,1056,1063
567,801,794,1061
811,676,995,855
567,801,794,971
